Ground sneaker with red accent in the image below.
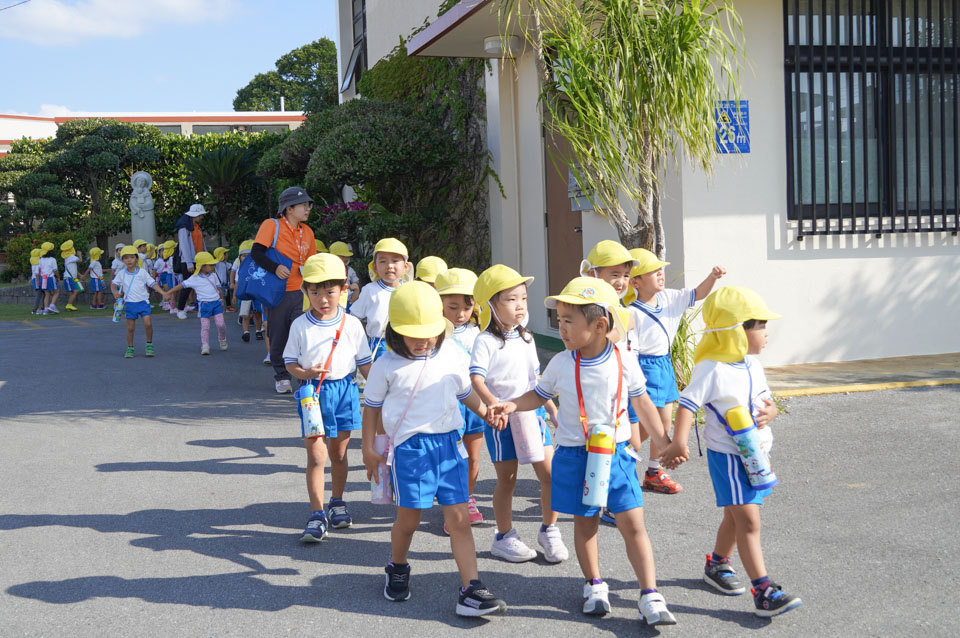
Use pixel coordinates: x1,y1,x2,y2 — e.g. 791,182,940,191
467,495,483,525
643,468,683,493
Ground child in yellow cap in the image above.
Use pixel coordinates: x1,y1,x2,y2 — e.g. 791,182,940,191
111,245,172,357
85,246,106,309
580,240,639,303
231,240,266,346
660,287,801,618
470,264,568,564
435,267,485,527
212,247,233,311
283,253,373,540
328,241,360,309
349,238,410,361
158,241,178,313
625,248,726,495
361,281,507,617
415,256,448,288
154,242,171,310
38,242,60,314
167,252,228,355
133,239,148,269
29,248,44,315
490,277,676,625
60,240,82,311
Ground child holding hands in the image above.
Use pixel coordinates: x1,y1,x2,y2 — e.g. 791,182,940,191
111,245,171,357
167,251,228,355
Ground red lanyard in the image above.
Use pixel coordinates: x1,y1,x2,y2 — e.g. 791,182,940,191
283,217,306,265
575,345,623,440
317,311,347,386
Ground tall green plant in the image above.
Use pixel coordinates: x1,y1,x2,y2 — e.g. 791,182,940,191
498,0,745,255
185,147,259,245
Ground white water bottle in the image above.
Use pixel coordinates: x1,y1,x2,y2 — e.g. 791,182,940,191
510,412,545,464
371,434,393,504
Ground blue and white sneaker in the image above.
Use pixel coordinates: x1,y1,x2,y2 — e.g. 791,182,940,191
704,555,746,595
753,583,802,617
300,510,328,543
328,498,352,529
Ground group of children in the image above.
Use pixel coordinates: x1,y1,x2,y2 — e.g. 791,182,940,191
29,240,106,314
279,236,801,623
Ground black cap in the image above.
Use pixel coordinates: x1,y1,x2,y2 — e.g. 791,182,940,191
277,186,313,215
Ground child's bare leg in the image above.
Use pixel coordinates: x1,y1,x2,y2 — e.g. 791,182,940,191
615,507,657,590
325,431,351,500
68,290,78,305
391,507,423,564
254,313,263,331
444,503,478,587
142,315,153,342
304,436,328,510
125,318,136,346
492,460,518,534
44,291,51,307
727,504,766,580
531,446,558,526
646,405,674,468
51,288,59,304
713,507,738,558
573,515,601,579
241,315,251,332
464,432,484,494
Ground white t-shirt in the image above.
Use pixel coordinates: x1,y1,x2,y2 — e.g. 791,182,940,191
469,329,540,401
231,255,247,274
282,307,372,380
153,257,166,275
346,265,360,286
181,273,222,303
363,342,473,447
63,254,79,279
214,261,229,285
350,279,399,339
678,355,773,456
112,267,157,303
535,341,647,447
628,288,696,356
110,258,124,276
31,264,40,281
165,257,174,274
88,260,103,279
38,256,58,278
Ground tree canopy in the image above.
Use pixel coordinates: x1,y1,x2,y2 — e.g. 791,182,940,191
233,38,338,113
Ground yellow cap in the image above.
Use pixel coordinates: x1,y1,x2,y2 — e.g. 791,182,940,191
388,280,453,339
30,256,40,265
545,276,631,343
120,245,139,257
579,240,638,277
213,247,228,261
41,242,55,252
302,253,346,283
60,250,75,259
415,256,448,283
328,241,353,257
694,287,781,365
239,239,254,254
193,251,217,274
368,237,410,282
145,244,156,259
60,239,74,252
474,264,534,331
435,268,478,296
132,239,147,249
315,239,327,253
89,247,104,259
629,248,669,277
30,248,42,257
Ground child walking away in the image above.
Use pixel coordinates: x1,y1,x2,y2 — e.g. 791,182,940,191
283,254,372,540
232,240,265,342
111,245,171,357
161,241,179,314
436,268,485,527
470,265,568,564
328,242,360,309
349,238,410,362
491,277,678,626
29,249,44,314
37,242,60,314
415,256,448,287
155,242,171,310
60,240,82,311
167,252,227,355
362,282,507,617
627,248,725,494
213,247,233,311
86,247,106,309
660,287,801,618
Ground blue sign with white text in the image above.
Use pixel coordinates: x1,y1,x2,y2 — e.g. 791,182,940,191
715,100,749,154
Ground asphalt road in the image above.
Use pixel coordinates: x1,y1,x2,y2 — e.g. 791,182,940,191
1,311,957,636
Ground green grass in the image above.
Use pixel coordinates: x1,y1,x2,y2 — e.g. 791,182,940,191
0,301,117,322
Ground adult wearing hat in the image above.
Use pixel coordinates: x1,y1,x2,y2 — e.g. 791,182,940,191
251,186,318,393
173,203,207,319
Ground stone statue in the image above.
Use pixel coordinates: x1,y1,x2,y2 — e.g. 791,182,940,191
129,171,157,245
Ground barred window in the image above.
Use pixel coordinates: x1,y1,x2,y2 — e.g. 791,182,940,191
784,0,959,237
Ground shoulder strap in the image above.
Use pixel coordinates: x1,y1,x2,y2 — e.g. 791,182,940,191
634,303,671,341
272,218,280,249
317,311,348,386
394,355,430,433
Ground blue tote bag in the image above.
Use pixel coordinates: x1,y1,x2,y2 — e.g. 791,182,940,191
236,219,292,309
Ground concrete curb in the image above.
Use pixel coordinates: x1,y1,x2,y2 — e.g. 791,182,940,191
775,378,960,398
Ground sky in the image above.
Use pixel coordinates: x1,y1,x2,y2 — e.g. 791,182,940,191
0,0,339,115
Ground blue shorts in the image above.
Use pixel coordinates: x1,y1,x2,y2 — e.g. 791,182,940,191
638,353,680,408
31,277,38,290
159,273,172,288
708,449,772,507
41,276,58,291
63,277,79,292
89,277,103,292
391,431,468,509
459,402,486,436
199,300,224,318
297,375,361,438
484,407,553,463
552,443,644,517
124,300,151,319
368,336,387,362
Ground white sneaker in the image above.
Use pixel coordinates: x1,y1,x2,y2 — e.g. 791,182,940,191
263,353,272,365
582,581,610,615
537,524,569,563
47,305,59,314
275,379,292,394
219,339,228,351
177,310,188,319
638,592,677,626
200,344,210,355
490,529,536,563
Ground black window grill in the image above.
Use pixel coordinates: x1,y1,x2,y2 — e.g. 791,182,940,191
784,0,959,238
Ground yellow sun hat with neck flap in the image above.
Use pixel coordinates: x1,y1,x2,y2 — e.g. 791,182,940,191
579,240,638,277
474,264,534,332
120,245,139,257
328,241,353,257
388,280,453,339
694,287,781,365
192,251,217,275
213,246,228,262
89,247,104,260
545,276,631,344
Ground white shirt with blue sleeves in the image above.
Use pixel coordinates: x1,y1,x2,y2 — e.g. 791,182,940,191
535,341,647,447
282,307,372,380
628,287,696,356
350,279,398,339
469,329,540,401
